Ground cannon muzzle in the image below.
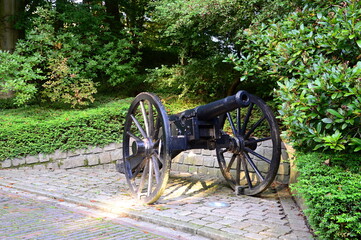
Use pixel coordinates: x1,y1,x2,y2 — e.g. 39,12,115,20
195,90,250,120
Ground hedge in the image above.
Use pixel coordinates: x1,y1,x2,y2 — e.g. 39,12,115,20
0,98,131,161
292,152,361,239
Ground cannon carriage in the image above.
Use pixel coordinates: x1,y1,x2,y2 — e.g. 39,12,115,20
118,91,281,204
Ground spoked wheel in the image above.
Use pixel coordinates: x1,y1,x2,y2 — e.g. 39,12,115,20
216,94,281,195
123,92,171,204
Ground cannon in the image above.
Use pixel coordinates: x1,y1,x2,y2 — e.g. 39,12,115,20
118,91,281,204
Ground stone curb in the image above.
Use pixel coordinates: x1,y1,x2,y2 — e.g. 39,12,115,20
0,180,241,240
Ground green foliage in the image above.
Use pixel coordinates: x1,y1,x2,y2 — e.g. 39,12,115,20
0,51,43,106
292,152,361,239
1,3,140,108
147,0,298,98
228,1,361,152
146,56,236,99
0,98,131,160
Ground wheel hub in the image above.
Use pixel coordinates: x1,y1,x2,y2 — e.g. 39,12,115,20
229,136,258,153
132,138,154,157
229,135,245,154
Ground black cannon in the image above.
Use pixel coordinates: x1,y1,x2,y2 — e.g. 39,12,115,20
118,91,281,204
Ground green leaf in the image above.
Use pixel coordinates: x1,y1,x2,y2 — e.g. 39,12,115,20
322,118,333,123
357,40,361,49
327,109,343,118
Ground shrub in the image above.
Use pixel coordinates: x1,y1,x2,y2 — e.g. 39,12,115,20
1,3,140,108
146,56,237,100
0,51,43,106
292,152,361,239
227,1,361,152
0,98,131,160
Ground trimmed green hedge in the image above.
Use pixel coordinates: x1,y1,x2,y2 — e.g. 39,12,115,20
0,99,131,160
292,152,361,239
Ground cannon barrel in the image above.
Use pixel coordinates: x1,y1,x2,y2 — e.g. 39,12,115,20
195,90,250,120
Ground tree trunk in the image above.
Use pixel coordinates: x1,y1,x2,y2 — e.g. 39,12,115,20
0,0,24,52
105,0,122,33
227,75,241,96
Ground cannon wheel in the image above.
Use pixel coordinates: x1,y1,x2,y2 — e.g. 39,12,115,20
216,94,281,195
122,92,171,204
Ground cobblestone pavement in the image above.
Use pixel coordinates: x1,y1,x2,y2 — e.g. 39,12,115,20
0,188,207,240
0,165,314,240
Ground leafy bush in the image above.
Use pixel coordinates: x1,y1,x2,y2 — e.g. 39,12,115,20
146,56,237,99
0,98,131,160
292,152,361,239
228,1,361,152
0,3,140,108
0,51,43,106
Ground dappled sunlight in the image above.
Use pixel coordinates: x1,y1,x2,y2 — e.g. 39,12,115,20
158,173,227,204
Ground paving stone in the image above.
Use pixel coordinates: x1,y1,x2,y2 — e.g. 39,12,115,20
1,159,12,168
244,232,267,240
62,156,86,169
221,227,247,236
25,155,39,164
0,167,312,240
11,158,25,167
104,143,117,151
99,152,112,164
216,219,236,226
87,154,100,166
190,219,210,226
110,149,122,161
206,222,223,230
292,230,314,239
243,224,269,234
203,156,215,167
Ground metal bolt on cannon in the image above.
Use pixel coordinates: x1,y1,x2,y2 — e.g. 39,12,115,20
116,91,281,204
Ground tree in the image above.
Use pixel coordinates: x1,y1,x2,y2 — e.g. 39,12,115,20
146,0,299,98
0,0,24,52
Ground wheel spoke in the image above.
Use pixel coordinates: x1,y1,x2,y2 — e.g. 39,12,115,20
148,101,155,136
241,154,253,188
245,152,264,181
245,116,266,139
227,112,237,135
154,152,164,165
236,155,241,184
130,114,147,138
220,148,227,154
140,100,150,137
254,137,272,143
241,103,254,135
137,159,149,196
226,154,237,172
151,156,161,184
245,147,271,164
126,131,142,141
153,115,161,139
237,108,241,134
130,158,146,180
147,157,153,196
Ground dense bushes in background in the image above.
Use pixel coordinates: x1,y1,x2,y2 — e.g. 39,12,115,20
0,99,130,160
228,1,361,152
0,3,139,108
147,0,298,99
293,152,361,239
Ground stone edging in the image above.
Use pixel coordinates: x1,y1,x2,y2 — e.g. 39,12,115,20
0,143,122,170
0,142,293,184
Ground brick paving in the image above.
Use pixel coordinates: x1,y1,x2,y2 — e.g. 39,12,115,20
0,188,206,240
0,165,314,239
